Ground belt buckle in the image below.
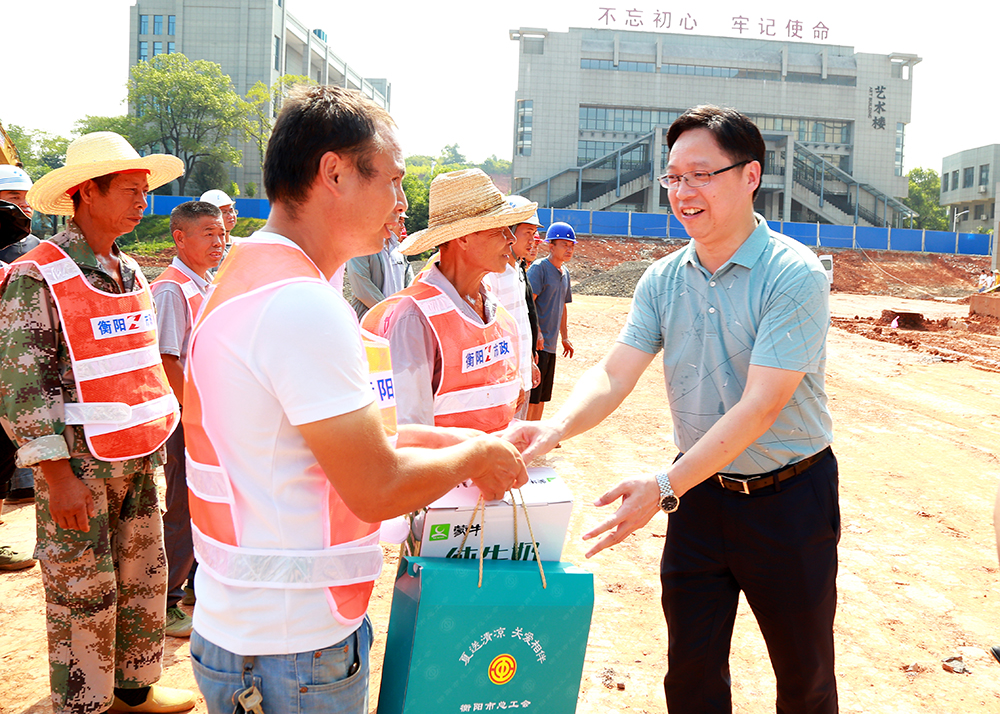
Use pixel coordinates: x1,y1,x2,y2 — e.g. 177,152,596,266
716,474,752,495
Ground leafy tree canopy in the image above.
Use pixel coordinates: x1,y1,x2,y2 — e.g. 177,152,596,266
244,74,312,183
127,53,247,195
5,124,70,182
902,167,948,232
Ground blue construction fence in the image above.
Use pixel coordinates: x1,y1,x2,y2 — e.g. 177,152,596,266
145,198,993,257
144,195,271,220
535,208,994,257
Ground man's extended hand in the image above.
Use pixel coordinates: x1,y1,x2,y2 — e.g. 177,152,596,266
469,435,529,501
562,338,574,358
582,476,661,558
501,419,562,464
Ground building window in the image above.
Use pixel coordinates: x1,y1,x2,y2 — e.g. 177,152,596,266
952,170,959,191
980,164,990,186
274,36,281,71
167,41,175,54
168,15,175,35
138,41,149,62
139,15,149,34
516,100,533,157
941,172,948,192
153,15,163,34
523,38,544,55
894,123,904,177
963,167,974,189
975,203,985,220
153,41,163,56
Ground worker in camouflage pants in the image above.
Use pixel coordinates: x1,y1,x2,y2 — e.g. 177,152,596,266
0,132,194,714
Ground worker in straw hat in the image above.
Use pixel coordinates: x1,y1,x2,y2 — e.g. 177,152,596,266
362,168,538,434
0,132,196,713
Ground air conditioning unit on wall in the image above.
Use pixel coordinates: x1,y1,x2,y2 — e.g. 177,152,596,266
979,185,988,194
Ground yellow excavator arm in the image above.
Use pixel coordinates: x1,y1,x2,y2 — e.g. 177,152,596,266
0,122,21,166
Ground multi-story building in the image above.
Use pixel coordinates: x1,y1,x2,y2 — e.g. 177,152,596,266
939,145,999,232
509,27,920,227
128,0,390,194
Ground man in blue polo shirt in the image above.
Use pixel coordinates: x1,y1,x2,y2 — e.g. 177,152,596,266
508,105,837,713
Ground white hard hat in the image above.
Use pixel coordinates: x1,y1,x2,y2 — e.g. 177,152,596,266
506,194,541,226
199,189,234,208
0,165,33,192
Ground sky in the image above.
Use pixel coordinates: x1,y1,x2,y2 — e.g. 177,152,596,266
3,0,996,174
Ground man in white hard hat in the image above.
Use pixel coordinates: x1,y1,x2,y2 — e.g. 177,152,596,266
199,189,237,258
0,165,40,262
486,195,542,419
0,166,40,509
0,132,195,713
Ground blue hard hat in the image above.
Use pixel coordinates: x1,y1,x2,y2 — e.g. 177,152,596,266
545,221,576,243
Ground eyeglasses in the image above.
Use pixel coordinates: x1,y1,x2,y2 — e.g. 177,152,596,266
221,206,238,216
658,160,750,190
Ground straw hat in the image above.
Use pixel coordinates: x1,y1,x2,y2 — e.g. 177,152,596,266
27,132,184,216
399,169,537,256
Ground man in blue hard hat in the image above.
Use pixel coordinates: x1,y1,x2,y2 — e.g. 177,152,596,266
525,221,575,421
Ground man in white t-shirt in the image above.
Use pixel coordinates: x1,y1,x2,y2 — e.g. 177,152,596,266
184,85,528,714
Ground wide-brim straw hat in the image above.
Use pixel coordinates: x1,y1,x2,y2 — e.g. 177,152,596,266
27,132,184,216
399,169,538,256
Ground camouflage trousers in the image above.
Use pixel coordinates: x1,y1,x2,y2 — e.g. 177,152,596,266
34,463,166,714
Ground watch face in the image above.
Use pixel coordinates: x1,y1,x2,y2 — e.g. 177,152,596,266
660,495,679,513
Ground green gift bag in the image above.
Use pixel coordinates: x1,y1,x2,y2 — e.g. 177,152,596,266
377,556,594,714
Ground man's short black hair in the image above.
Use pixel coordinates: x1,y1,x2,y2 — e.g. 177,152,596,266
170,200,222,234
263,85,395,214
666,105,766,199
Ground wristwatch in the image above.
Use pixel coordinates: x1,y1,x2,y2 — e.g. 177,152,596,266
654,471,679,513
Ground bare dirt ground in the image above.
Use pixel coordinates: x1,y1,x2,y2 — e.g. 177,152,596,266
3,240,1000,713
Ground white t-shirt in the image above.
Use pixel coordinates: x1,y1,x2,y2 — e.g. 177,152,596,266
487,263,532,391
190,234,375,656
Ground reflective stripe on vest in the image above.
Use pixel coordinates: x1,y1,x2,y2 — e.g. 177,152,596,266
363,280,520,434
151,264,206,326
13,241,178,461
183,238,391,626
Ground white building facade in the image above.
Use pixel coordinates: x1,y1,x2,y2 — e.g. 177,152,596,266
510,27,919,227
128,0,390,193
939,145,999,232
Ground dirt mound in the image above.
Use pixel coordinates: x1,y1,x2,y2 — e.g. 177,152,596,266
567,238,992,301
827,248,984,299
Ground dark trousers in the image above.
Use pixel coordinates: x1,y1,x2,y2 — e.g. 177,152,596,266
660,450,840,713
163,422,196,609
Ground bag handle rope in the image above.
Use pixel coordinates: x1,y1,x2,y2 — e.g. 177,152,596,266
456,489,547,589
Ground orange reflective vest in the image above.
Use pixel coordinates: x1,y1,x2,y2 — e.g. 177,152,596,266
363,280,520,434
150,263,206,327
183,238,394,627
13,241,178,461
0,261,9,282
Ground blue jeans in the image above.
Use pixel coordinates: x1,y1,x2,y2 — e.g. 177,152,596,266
190,618,372,714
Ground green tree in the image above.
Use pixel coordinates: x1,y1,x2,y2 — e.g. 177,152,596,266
5,125,70,181
438,144,467,166
244,74,312,183
74,114,136,140
478,154,511,176
902,167,948,231
402,173,429,233
127,53,247,195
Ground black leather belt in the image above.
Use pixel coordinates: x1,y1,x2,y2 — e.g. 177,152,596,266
715,447,831,494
